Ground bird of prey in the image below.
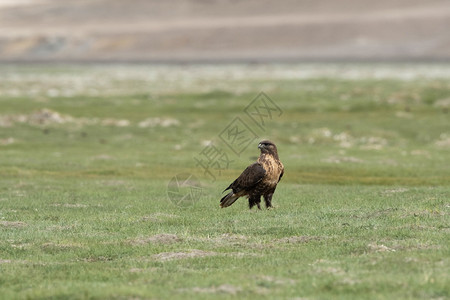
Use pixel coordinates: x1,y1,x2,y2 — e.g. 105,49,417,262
220,140,284,209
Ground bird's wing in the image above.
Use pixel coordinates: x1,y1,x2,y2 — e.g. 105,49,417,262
227,162,266,193
278,168,284,183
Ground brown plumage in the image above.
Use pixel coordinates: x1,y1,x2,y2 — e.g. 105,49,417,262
220,140,284,209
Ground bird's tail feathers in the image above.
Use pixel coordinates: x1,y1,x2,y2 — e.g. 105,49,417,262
222,183,232,193
220,191,239,208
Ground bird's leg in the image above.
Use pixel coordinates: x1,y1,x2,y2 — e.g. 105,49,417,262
249,195,261,210
255,196,262,210
248,197,255,209
264,193,274,209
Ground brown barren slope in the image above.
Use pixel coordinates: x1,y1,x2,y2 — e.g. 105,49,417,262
0,0,449,62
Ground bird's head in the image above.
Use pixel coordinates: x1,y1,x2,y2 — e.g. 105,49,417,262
258,140,278,155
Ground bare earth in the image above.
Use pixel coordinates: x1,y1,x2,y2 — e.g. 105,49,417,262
0,0,449,62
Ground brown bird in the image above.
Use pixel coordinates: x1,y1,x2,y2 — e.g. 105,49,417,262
220,140,284,209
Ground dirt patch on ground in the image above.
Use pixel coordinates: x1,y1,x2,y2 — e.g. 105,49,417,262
130,234,182,246
310,258,348,277
367,243,396,252
153,249,218,261
81,256,115,263
91,155,115,161
51,203,88,208
101,118,130,127
47,224,77,231
0,259,12,264
180,284,242,295
276,236,321,243
382,187,409,194
0,109,131,128
255,275,296,285
435,134,450,148
27,109,74,125
138,117,180,128
0,137,15,145
0,110,67,127
369,239,442,252
0,221,27,228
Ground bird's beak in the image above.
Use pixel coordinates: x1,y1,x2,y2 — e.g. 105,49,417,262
258,143,263,149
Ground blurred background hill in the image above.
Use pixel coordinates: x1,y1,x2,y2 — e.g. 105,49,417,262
0,0,449,63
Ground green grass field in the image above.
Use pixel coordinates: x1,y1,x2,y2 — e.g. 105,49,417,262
0,64,449,299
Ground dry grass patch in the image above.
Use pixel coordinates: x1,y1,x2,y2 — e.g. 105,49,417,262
0,259,12,264
309,259,345,276
0,137,15,145
152,249,218,261
255,275,296,285
382,187,409,194
367,243,396,252
130,234,182,246
0,221,26,228
180,284,242,295
276,236,321,243
51,203,88,208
